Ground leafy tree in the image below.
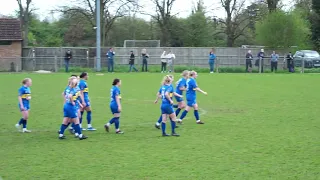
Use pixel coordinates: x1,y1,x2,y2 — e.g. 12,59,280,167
311,0,320,50
255,10,311,49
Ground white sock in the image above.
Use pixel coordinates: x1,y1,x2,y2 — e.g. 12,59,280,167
23,128,26,131
79,124,82,128
106,123,110,126
88,124,92,128
116,129,120,132
156,122,160,126
75,133,79,137
196,120,200,123
59,134,64,137
79,134,83,138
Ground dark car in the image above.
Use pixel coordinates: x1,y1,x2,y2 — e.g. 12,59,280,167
293,50,320,68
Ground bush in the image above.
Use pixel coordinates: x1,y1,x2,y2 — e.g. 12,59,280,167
58,65,320,73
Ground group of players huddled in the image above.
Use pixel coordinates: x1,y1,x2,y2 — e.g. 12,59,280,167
15,70,207,139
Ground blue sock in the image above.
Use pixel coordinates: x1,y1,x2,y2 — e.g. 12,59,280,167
175,108,181,116
161,122,166,134
80,111,84,123
74,124,82,134
22,119,27,128
87,111,92,124
173,104,178,108
18,118,23,125
109,117,115,124
170,119,176,133
180,110,189,120
59,124,68,134
157,115,162,124
114,117,120,129
71,123,75,129
194,110,199,120
66,122,70,127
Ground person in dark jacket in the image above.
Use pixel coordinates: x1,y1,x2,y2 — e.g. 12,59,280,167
286,52,294,73
256,49,265,73
107,48,115,73
141,49,149,72
129,51,138,72
64,49,72,72
245,50,253,72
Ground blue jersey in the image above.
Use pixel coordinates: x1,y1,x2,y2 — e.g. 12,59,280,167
18,86,31,104
64,87,79,105
79,79,89,100
186,78,198,99
160,85,173,105
175,78,187,95
64,85,81,105
110,86,121,105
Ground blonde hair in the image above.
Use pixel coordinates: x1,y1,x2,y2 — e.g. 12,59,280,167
161,75,172,85
181,70,189,78
22,78,31,85
189,70,197,77
68,77,78,87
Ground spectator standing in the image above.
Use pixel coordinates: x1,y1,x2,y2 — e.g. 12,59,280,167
141,49,149,72
208,50,216,73
64,49,72,72
129,51,138,72
167,51,175,73
270,51,279,72
286,52,294,73
107,48,115,73
160,51,167,73
245,50,253,72
256,49,265,73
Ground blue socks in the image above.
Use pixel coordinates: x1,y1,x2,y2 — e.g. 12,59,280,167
173,104,178,108
109,117,115,124
180,110,189,120
74,124,82,134
59,124,68,134
71,123,75,129
157,115,162,124
161,122,166,134
18,118,23,125
170,120,176,133
114,117,120,129
194,110,199,120
22,119,27,128
80,111,84,123
87,111,92,124
175,108,181,116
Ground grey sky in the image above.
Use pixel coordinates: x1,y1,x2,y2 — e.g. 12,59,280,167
1,0,292,20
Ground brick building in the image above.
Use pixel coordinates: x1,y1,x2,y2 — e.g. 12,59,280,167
0,18,22,71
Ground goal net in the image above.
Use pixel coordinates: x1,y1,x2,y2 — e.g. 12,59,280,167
123,40,161,47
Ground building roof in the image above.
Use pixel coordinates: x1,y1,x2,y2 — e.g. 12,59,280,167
0,18,22,41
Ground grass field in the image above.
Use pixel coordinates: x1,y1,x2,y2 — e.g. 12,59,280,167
0,73,319,180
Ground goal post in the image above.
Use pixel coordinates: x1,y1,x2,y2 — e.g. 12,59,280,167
123,40,161,47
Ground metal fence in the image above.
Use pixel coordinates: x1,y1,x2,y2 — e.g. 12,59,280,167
0,55,294,73
0,46,299,72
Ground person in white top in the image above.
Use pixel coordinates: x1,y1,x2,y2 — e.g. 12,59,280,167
166,51,175,73
160,51,167,73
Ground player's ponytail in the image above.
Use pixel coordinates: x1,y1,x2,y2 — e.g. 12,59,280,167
79,72,88,78
112,78,120,86
189,70,196,77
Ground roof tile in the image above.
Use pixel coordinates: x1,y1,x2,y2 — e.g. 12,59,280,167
0,18,22,41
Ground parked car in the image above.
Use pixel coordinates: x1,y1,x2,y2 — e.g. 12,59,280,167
293,50,320,68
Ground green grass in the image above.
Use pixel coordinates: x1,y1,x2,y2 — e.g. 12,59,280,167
0,73,319,180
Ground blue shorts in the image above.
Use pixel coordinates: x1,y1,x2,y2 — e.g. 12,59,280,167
63,104,77,118
110,104,120,114
18,103,30,111
175,96,184,103
161,104,174,115
187,99,197,107
79,98,90,107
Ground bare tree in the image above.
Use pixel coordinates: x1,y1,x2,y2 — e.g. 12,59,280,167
217,0,253,47
58,0,138,46
143,0,177,46
17,0,33,47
